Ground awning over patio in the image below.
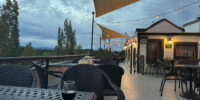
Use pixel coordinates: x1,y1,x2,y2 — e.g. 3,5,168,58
94,0,139,17
97,24,128,40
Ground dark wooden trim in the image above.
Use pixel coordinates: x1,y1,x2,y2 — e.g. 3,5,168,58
183,19,200,26
137,35,140,73
173,42,198,60
130,46,133,74
146,39,164,64
133,48,136,73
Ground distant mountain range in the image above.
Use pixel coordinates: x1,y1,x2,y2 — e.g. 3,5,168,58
34,47,54,50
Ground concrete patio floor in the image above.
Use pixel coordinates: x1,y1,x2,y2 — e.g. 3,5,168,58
48,62,189,100
119,63,188,100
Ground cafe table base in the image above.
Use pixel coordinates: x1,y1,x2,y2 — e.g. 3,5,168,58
174,64,199,99
180,92,196,99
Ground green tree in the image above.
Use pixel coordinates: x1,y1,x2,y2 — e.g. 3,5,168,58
0,0,12,57
0,0,20,57
10,0,20,56
54,27,64,55
64,19,69,51
75,44,82,54
64,19,76,54
22,42,35,56
57,27,62,48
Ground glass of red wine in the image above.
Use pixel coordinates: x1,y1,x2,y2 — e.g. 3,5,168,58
62,81,76,100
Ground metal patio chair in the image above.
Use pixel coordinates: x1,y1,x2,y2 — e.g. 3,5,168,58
97,64,124,96
60,64,125,100
98,58,118,65
159,61,188,96
0,65,36,87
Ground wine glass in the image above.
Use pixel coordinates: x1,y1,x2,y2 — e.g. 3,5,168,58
62,81,76,100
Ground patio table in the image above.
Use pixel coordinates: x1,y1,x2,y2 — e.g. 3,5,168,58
174,64,199,99
0,85,96,100
49,63,100,68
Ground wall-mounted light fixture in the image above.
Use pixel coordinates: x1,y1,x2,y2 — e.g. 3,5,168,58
168,37,172,44
165,36,172,48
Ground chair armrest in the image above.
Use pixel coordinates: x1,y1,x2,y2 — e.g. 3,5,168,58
45,70,63,77
48,70,63,73
31,70,37,88
100,69,125,100
32,62,63,77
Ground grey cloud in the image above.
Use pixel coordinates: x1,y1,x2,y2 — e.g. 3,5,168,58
0,0,199,51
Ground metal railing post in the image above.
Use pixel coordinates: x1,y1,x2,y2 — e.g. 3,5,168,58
45,58,49,89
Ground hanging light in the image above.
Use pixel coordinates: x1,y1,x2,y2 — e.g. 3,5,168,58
156,16,159,19
107,34,109,37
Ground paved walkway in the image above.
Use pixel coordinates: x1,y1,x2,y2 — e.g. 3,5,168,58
120,63,187,100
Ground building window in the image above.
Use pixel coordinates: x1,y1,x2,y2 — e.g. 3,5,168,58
175,43,197,59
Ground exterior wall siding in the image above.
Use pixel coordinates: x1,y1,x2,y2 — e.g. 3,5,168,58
184,22,200,32
146,21,183,33
140,44,147,70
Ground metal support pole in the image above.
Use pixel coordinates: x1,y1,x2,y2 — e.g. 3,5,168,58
91,11,95,55
109,38,111,52
130,46,133,74
104,40,105,50
133,48,136,73
45,58,49,89
100,37,101,49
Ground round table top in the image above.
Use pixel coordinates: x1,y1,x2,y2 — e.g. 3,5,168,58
0,85,96,100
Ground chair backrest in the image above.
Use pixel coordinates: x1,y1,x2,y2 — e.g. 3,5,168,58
61,64,104,100
97,64,124,89
98,58,118,65
0,65,35,87
32,63,47,88
160,61,172,77
177,60,198,65
72,58,80,63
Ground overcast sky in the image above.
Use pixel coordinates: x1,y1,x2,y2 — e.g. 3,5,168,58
0,0,199,51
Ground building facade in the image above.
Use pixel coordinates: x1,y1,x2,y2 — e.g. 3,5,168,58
125,18,200,73
184,18,200,32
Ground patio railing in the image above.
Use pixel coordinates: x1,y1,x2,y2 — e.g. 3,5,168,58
0,54,90,88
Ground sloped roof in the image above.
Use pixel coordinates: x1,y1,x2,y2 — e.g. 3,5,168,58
183,19,200,26
145,18,184,32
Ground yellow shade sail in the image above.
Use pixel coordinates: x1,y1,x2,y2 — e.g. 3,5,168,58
97,24,128,40
94,0,139,17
